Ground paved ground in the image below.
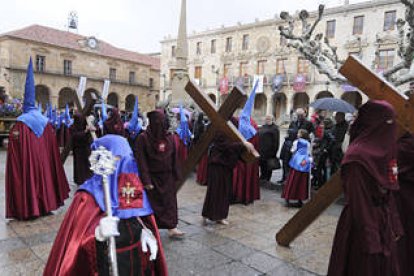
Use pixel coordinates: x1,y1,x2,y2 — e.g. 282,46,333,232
0,148,342,275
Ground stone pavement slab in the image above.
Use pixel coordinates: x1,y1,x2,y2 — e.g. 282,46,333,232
0,149,340,275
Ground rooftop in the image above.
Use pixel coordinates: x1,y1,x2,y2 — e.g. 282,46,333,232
0,24,160,70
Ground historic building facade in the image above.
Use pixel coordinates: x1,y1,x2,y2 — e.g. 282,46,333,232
0,25,160,113
161,0,404,123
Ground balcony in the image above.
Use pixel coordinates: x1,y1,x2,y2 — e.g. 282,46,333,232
6,66,150,88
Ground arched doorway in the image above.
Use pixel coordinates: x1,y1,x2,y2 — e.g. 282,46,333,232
254,94,267,117
208,94,216,104
107,92,119,108
273,93,287,121
35,85,50,107
84,88,100,106
341,91,362,108
58,87,76,109
293,92,310,110
315,90,334,100
125,94,135,112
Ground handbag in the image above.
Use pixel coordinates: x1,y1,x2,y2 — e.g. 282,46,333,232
267,157,281,170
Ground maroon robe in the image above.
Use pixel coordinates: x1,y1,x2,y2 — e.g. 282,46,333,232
202,134,245,221
232,120,260,205
173,133,188,172
57,125,71,148
70,114,93,185
327,100,404,276
6,122,70,220
103,108,126,137
43,191,168,276
135,110,180,229
396,133,414,276
281,170,308,201
196,153,208,186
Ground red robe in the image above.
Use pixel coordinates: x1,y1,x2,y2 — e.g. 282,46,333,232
44,191,167,276
173,133,188,172
396,133,414,276
6,123,69,220
327,164,404,276
57,125,71,148
196,153,208,186
232,133,260,205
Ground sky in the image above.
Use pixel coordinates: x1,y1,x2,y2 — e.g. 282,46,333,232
0,0,367,54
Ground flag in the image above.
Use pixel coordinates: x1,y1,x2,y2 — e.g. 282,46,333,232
238,80,258,140
63,104,73,127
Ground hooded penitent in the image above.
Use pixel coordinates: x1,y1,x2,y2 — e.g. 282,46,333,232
175,105,192,145
44,135,167,276
127,96,142,139
103,108,125,136
16,58,48,137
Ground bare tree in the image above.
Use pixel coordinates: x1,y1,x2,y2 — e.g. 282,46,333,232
279,1,414,87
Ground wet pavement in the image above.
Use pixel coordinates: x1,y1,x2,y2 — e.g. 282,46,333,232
0,148,342,275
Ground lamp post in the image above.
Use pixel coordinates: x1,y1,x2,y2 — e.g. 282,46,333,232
161,73,167,101
212,65,220,107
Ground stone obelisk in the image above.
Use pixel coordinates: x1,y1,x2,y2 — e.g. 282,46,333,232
171,0,190,105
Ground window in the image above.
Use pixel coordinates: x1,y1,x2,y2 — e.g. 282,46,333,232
297,57,309,74
211,39,216,54
36,55,46,72
129,71,135,84
225,37,232,52
239,62,248,76
326,20,336,39
280,35,287,47
353,16,364,35
149,78,154,88
242,34,249,50
378,49,395,70
384,11,397,31
257,60,267,75
171,46,176,57
223,64,231,77
194,66,202,79
276,59,287,75
63,60,72,76
196,42,202,55
109,68,116,80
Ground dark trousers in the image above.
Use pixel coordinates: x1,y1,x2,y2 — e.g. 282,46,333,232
259,159,272,181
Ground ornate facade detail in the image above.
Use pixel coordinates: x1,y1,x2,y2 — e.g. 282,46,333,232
256,36,271,53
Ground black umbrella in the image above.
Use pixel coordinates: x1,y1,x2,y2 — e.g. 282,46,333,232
310,98,356,113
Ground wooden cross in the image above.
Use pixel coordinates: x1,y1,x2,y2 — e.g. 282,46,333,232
276,55,414,246
176,80,260,190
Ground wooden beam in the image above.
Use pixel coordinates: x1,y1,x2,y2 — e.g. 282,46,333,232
275,55,414,247
177,86,247,190
185,81,259,163
339,56,414,133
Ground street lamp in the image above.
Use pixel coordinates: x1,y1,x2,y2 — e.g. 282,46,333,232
212,65,220,107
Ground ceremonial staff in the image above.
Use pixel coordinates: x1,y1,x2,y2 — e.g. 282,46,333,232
89,146,119,276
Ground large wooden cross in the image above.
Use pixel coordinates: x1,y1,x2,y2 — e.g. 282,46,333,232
176,80,260,190
276,55,414,246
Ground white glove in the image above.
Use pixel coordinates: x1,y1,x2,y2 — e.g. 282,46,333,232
141,228,158,261
95,216,120,242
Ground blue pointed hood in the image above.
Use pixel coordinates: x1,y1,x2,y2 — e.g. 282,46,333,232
176,105,192,145
23,57,36,113
238,79,258,140
17,58,49,137
127,96,142,139
98,101,108,130
62,104,73,127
